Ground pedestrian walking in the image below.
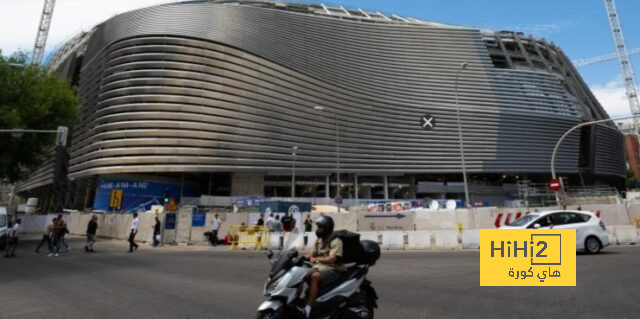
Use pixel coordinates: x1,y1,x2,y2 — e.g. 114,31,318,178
265,213,275,232
303,214,313,246
128,212,139,253
209,213,222,246
85,215,98,252
36,220,54,254
281,212,294,232
60,222,70,253
51,216,64,256
273,215,282,232
256,214,265,227
152,215,161,247
4,218,21,258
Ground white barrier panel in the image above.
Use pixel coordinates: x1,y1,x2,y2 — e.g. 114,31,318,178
614,226,639,244
381,231,404,250
176,209,192,244
461,230,480,249
406,231,431,250
414,211,458,230
433,230,459,249
290,233,305,249
20,214,55,234
302,232,317,251
268,232,281,249
358,231,379,244
606,229,616,245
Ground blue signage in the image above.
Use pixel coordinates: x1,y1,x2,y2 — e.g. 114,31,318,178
235,197,264,208
259,201,311,214
192,212,206,227
165,213,176,230
93,178,196,212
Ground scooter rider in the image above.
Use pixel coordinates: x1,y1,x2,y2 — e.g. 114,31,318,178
305,215,345,318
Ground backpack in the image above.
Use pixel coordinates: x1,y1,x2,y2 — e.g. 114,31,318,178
329,230,363,264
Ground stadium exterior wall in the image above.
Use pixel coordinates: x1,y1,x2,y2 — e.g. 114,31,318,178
16,1,625,211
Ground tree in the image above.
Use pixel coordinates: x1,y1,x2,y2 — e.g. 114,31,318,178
0,51,79,182
626,168,637,190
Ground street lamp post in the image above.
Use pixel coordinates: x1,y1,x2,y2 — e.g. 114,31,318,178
291,146,298,200
454,62,471,208
550,114,640,205
313,106,341,213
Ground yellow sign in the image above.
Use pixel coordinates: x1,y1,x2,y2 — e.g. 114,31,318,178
480,229,576,286
165,199,178,212
109,189,123,209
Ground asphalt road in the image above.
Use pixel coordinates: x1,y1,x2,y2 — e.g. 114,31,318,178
1,236,639,319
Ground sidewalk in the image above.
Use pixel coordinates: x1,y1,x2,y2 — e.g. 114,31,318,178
15,234,234,254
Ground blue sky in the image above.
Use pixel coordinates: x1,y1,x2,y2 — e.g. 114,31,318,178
1,0,639,116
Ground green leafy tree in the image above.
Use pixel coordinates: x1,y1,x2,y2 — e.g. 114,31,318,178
627,168,637,190
0,51,78,182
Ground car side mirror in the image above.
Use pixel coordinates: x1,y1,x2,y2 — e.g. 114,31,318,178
533,223,541,229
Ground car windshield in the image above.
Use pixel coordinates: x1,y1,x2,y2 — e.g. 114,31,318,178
508,214,539,227
0,214,6,227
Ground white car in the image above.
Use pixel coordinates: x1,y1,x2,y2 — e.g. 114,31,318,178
500,210,609,254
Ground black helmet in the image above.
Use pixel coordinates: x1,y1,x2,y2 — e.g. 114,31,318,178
315,215,334,238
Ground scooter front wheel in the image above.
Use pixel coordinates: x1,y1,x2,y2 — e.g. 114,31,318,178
255,309,286,319
255,310,275,319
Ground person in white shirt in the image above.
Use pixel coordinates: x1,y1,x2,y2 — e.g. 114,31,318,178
4,218,21,258
128,213,140,252
265,213,275,232
210,214,222,246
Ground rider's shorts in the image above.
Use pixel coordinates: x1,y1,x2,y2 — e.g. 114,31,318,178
317,268,342,286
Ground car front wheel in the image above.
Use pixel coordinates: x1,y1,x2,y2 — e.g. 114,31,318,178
585,236,601,254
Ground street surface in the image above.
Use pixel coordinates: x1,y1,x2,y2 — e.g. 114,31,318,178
1,236,639,319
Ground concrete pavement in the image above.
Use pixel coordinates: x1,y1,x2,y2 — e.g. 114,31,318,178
1,236,639,319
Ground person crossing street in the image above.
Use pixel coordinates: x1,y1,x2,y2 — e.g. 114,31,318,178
128,213,140,253
36,220,54,254
85,215,98,252
4,218,21,258
152,215,161,247
209,214,222,246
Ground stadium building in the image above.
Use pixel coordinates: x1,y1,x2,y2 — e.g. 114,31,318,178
17,0,626,212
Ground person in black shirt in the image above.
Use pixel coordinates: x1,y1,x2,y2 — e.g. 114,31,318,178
256,214,265,227
84,215,98,252
281,213,294,232
153,215,162,247
303,214,313,246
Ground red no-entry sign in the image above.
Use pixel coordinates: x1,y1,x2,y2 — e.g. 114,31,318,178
549,179,561,192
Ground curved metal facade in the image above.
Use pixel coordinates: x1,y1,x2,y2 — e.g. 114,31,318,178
20,1,626,197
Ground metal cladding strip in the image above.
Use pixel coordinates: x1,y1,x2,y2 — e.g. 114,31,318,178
31,1,618,181
69,40,579,176
594,126,626,176
15,162,54,192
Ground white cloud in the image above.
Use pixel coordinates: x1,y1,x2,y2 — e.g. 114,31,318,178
0,0,180,55
590,77,640,118
488,19,575,35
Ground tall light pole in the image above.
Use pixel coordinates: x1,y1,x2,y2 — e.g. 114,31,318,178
454,62,471,208
291,145,298,200
313,106,341,213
